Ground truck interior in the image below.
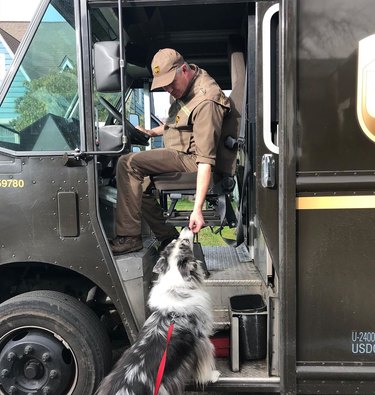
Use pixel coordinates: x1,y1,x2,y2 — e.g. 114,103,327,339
91,0,280,389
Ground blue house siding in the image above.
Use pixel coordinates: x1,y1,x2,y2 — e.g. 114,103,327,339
0,36,14,87
0,34,28,126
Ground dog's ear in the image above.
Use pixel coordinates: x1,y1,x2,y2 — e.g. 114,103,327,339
153,255,168,274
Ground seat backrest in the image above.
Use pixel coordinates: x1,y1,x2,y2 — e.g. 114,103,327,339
214,37,246,177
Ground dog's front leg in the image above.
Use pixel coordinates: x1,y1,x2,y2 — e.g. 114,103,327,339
194,337,221,384
209,369,221,383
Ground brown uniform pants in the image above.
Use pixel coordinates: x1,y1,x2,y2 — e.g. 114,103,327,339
115,148,197,241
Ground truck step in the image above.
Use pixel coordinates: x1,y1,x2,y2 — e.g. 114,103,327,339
200,245,264,331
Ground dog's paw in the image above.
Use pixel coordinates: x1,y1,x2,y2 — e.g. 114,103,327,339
210,370,220,383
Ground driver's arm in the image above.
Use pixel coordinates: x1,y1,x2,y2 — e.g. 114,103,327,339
188,162,212,233
135,124,165,137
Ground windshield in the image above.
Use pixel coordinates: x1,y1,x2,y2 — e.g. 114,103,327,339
0,0,80,152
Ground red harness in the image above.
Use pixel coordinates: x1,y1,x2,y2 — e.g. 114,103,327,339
154,318,175,395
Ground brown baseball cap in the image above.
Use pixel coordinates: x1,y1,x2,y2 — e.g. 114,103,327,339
151,48,184,90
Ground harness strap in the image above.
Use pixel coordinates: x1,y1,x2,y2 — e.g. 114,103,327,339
154,321,175,395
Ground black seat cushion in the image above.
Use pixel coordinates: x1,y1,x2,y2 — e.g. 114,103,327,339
152,172,235,194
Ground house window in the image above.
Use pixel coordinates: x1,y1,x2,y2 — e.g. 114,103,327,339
0,0,80,152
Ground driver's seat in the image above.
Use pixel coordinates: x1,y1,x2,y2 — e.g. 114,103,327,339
151,39,246,231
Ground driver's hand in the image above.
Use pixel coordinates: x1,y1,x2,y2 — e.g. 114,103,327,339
189,209,205,233
135,125,164,137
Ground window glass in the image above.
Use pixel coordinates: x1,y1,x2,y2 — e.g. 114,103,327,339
90,7,163,150
0,0,79,152
95,89,145,126
126,89,145,126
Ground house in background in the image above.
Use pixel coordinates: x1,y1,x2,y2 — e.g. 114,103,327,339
0,22,29,141
0,20,77,150
0,22,28,86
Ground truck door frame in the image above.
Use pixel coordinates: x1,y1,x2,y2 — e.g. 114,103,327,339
75,0,141,340
77,0,301,389
279,0,297,393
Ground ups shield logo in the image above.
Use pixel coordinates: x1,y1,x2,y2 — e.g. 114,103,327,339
357,34,375,143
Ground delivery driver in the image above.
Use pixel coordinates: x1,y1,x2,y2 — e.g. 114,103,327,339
110,48,230,254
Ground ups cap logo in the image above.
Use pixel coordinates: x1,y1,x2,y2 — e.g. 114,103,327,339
153,65,160,74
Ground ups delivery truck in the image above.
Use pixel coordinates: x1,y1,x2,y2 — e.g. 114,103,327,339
0,0,375,394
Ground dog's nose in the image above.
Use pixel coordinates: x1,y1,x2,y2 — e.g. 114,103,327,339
180,227,193,239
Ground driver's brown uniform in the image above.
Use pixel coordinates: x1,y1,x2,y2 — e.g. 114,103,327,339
113,65,230,250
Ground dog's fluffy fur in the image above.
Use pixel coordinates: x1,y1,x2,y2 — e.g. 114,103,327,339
95,227,219,395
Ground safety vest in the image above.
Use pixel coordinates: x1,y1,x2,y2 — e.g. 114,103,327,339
164,66,231,166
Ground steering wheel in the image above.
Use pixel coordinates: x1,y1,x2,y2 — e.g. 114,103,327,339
98,96,150,146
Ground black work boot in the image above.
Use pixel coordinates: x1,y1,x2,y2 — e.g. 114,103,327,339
110,235,143,255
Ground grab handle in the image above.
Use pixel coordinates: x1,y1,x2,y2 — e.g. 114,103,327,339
262,3,279,154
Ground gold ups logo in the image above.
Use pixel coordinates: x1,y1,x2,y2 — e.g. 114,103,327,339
357,34,375,143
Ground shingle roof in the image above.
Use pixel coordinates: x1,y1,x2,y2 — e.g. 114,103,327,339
0,22,28,42
0,28,19,54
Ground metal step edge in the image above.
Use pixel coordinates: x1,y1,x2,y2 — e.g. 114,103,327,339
203,279,263,286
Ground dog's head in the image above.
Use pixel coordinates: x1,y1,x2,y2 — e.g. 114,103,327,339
153,227,203,284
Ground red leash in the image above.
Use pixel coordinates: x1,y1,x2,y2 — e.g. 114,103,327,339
154,319,175,395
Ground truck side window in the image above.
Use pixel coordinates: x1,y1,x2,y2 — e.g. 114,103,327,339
0,0,79,152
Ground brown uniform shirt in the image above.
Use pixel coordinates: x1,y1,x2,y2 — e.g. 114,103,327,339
163,65,230,167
